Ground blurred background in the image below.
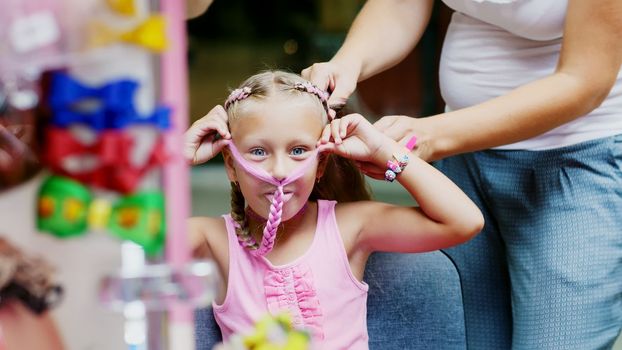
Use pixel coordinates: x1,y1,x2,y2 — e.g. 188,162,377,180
187,0,451,126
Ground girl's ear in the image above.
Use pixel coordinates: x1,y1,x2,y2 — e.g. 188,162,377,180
222,149,237,182
316,153,330,180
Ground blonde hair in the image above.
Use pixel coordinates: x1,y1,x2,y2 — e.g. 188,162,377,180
224,70,371,240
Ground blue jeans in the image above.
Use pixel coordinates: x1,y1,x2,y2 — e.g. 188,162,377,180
438,134,622,349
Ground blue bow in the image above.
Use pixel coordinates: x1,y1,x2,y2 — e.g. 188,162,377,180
110,105,171,130
48,72,170,131
49,72,137,113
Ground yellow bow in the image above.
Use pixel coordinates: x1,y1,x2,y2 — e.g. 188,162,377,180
88,15,168,52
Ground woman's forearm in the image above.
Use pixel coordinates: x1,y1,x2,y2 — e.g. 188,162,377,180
427,72,613,159
332,0,434,82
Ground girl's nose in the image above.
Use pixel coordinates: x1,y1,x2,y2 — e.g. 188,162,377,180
269,156,289,181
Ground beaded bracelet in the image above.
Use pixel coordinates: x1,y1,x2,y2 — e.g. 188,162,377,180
384,153,410,182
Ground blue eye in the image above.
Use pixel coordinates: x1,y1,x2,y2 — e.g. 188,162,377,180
291,147,306,156
250,148,266,157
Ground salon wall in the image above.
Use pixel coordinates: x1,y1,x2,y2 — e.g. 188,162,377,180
0,0,161,349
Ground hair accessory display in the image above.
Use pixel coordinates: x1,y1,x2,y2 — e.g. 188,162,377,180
384,153,410,182
44,128,167,193
224,86,252,109
49,72,171,131
0,1,217,347
37,175,166,256
226,141,319,256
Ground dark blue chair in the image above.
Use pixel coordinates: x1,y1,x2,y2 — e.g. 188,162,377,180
195,251,468,349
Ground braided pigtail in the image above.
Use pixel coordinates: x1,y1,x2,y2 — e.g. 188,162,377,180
251,185,284,256
229,182,257,249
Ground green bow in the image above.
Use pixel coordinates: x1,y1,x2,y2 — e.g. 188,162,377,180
37,176,165,256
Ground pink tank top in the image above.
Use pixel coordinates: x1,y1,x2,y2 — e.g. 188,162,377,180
212,200,369,349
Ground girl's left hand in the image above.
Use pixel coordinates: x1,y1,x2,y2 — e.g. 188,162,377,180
317,113,390,163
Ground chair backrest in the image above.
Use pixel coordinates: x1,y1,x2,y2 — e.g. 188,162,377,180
195,251,466,350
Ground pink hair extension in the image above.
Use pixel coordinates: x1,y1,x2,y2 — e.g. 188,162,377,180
224,86,252,109
251,184,284,257
223,80,331,116
293,81,330,116
225,140,319,256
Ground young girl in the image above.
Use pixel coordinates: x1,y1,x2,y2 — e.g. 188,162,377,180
185,71,484,349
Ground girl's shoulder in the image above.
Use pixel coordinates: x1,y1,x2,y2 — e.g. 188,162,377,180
188,216,229,262
188,216,230,303
188,215,227,238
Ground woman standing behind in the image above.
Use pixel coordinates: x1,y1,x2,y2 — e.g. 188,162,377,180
303,1,622,349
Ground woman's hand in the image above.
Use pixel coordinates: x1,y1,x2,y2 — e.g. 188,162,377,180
374,115,435,161
317,113,396,165
301,60,361,119
183,105,231,165
354,115,436,179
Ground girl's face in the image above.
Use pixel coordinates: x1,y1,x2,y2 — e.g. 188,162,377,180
225,95,325,221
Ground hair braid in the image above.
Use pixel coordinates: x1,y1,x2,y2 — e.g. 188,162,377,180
252,186,283,256
229,182,257,249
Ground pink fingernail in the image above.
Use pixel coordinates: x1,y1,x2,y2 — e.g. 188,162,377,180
406,135,418,151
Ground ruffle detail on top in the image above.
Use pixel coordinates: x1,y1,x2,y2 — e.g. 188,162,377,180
264,263,324,340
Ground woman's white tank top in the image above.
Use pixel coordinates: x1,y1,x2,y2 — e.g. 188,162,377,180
439,0,622,150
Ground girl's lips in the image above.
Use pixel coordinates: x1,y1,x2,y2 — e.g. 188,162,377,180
265,192,293,203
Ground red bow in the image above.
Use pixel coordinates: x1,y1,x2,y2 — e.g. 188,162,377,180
44,128,167,193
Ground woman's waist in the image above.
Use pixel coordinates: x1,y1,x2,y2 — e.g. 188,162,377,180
440,14,562,109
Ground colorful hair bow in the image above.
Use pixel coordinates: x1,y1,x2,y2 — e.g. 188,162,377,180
88,15,168,52
45,127,132,166
37,176,165,256
110,106,171,129
49,72,137,113
52,105,170,131
44,127,167,194
49,72,171,131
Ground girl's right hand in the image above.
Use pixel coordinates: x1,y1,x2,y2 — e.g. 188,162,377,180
183,105,231,165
